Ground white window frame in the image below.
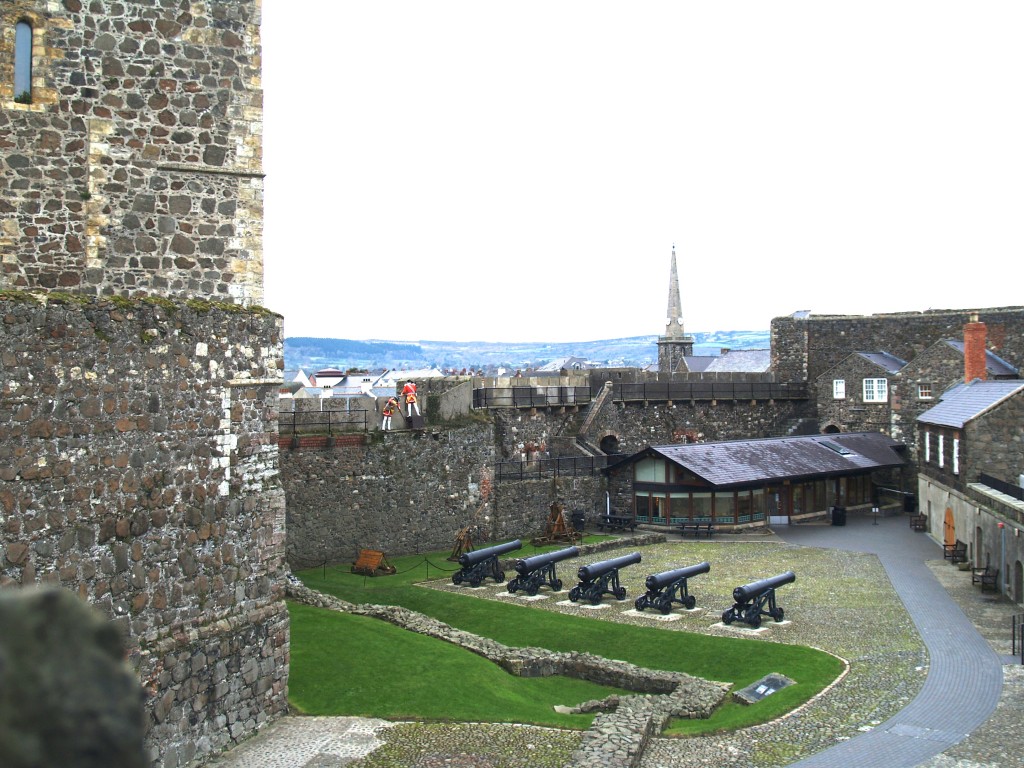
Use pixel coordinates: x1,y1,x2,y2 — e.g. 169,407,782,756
938,434,944,468
924,431,930,463
917,383,933,400
833,379,846,399
952,437,959,475
863,378,888,403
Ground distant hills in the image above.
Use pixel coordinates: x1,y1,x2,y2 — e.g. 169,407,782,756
284,330,771,373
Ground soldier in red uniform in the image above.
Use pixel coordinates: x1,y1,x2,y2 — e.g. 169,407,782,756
402,380,420,417
381,396,398,430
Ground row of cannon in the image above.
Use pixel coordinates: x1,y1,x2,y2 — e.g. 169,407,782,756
451,540,796,628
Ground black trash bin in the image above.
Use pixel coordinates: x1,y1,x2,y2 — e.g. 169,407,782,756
831,506,846,526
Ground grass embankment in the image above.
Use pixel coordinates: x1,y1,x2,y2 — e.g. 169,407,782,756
291,539,844,735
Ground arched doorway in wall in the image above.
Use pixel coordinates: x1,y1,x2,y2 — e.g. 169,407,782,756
599,434,621,456
822,424,841,434
943,508,955,548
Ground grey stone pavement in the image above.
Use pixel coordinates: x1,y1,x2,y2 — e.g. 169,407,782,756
208,513,1023,768
776,514,1010,768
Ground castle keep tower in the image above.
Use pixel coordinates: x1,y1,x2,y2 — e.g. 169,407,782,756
1,0,264,303
657,245,695,373
1,4,287,766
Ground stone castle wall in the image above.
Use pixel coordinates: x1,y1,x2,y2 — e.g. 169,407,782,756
772,308,1024,385
0,294,287,767
280,394,817,565
0,0,264,304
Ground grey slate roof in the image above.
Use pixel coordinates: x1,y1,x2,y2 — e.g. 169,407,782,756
634,432,906,487
941,340,1020,377
855,351,907,374
917,379,1024,428
703,349,772,373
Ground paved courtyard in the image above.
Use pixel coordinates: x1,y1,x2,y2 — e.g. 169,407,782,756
207,512,1023,768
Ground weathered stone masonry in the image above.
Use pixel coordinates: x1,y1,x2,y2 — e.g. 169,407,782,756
0,295,288,767
0,0,264,303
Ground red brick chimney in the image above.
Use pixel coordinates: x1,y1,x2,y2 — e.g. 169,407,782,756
963,314,987,383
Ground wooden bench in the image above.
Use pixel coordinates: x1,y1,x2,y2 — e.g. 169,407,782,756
943,540,967,564
909,514,927,531
596,514,636,533
678,523,715,539
972,565,999,592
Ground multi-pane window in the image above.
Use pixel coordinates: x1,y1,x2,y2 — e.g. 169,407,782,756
833,379,846,399
918,383,933,400
863,378,888,402
952,438,959,475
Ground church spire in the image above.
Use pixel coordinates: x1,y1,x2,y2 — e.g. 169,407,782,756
664,243,684,339
657,244,695,373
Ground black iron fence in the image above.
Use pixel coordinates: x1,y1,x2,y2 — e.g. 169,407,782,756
473,386,592,409
980,473,1024,502
279,409,369,434
494,455,612,482
1013,613,1024,665
472,381,808,409
612,381,808,402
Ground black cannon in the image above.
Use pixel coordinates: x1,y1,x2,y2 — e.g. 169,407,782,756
634,561,711,614
568,551,642,605
722,570,796,628
452,539,523,587
507,546,580,596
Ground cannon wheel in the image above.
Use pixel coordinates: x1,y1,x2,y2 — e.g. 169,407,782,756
526,585,539,596
683,595,696,610
614,587,627,601
452,572,464,585
656,596,672,615
746,611,762,628
773,608,785,622
495,571,505,583
507,581,518,594
568,586,581,602
722,608,735,625
634,596,648,612
552,578,562,592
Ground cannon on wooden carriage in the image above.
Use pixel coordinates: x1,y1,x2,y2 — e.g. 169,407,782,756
507,546,580,596
568,551,642,605
722,571,796,628
452,539,523,587
634,561,711,614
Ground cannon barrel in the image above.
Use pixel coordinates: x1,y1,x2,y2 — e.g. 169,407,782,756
577,551,642,582
644,561,711,592
458,539,523,568
732,571,796,604
514,546,580,576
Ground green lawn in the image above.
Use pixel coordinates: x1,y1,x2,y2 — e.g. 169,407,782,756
293,541,844,735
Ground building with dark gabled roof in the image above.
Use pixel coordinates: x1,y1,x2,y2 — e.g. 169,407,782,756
606,432,907,531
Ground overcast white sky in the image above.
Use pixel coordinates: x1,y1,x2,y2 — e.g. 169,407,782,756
261,2,1024,343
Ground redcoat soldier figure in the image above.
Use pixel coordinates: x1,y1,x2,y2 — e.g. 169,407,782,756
402,380,420,417
381,396,398,430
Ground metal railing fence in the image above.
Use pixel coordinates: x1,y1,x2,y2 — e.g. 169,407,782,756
494,455,611,482
279,409,369,434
